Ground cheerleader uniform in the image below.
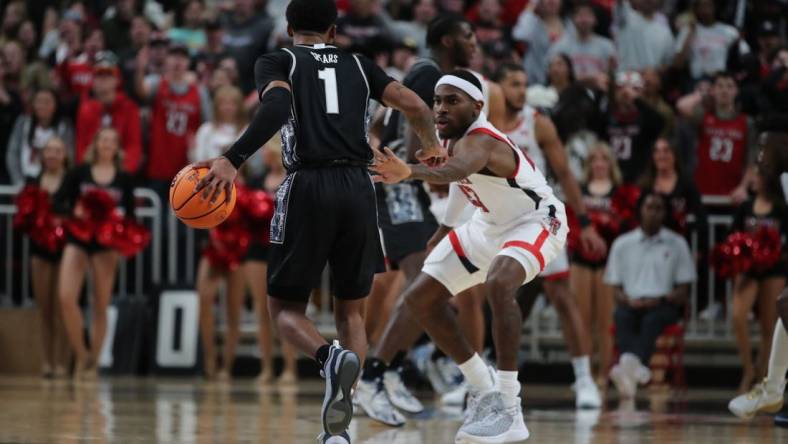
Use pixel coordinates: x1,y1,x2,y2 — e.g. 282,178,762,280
53,164,135,254
24,175,64,263
732,199,788,280
571,184,616,270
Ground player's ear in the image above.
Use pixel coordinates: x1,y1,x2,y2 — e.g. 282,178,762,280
326,25,337,42
441,35,453,51
475,100,484,114
287,25,294,38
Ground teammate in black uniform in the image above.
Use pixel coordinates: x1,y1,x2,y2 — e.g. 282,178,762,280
194,1,445,442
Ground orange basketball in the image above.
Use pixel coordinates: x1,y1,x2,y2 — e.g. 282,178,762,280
170,165,236,229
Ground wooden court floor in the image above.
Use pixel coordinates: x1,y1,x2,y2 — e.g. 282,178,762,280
0,376,785,443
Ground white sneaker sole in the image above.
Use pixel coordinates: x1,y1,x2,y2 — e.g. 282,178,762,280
729,398,784,420
454,425,530,443
610,366,635,399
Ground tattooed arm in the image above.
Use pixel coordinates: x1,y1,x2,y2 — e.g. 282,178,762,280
380,82,446,163
371,134,491,184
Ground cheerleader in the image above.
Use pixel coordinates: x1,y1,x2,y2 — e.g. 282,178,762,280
570,143,620,383
192,85,248,380
27,137,70,378
731,169,788,393
245,138,298,385
54,127,135,379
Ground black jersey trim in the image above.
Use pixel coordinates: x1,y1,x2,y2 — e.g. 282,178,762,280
281,48,300,166
352,54,371,140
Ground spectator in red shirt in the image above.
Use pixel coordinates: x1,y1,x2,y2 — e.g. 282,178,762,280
57,27,106,101
75,52,142,174
677,71,756,203
135,42,211,192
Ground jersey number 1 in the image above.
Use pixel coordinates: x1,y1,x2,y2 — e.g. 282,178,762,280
318,68,339,114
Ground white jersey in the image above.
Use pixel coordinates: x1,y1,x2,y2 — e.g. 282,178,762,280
504,105,548,175
445,115,561,228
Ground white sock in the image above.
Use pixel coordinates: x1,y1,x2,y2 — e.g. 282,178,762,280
458,353,494,392
572,356,591,381
497,370,521,405
765,319,788,392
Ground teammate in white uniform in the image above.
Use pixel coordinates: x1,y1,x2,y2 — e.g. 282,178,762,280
496,63,605,409
372,70,564,444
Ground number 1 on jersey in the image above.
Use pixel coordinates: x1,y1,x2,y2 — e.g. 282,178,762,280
318,68,339,114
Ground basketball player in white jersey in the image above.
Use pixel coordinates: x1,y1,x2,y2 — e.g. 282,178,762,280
372,69,565,443
495,62,604,409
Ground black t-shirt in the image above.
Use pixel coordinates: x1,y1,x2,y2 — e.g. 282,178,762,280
732,199,788,238
604,99,664,184
254,44,394,169
335,14,393,59
53,164,135,217
379,58,442,160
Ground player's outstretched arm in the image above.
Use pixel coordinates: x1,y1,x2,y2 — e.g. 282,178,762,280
370,135,489,184
194,81,291,202
380,82,446,165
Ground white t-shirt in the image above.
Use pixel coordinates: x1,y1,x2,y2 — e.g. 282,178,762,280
615,1,675,70
22,126,56,179
190,122,244,162
548,34,616,79
675,23,741,79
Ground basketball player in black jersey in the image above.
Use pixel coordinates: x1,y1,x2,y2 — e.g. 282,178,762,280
194,1,445,442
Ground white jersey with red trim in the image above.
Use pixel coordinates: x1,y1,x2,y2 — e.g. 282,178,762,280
449,115,561,227
504,105,548,175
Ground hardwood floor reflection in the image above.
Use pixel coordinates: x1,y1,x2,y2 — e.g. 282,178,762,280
0,377,784,443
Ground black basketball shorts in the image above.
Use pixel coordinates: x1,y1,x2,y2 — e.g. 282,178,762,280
267,166,385,303
376,181,437,267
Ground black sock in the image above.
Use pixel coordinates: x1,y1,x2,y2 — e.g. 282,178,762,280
390,351,406,370
315,343,331,368
361,357,387,382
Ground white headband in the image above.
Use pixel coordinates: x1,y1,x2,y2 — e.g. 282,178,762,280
435,75,484,102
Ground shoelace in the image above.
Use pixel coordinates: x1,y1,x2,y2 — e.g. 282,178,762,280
746,380,768,400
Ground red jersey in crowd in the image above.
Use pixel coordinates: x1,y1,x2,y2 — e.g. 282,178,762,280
58,54,95,98
694,112,749,197
146,79,201,181
76,92,143,174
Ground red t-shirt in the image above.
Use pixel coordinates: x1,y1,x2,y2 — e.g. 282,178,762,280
146,79,202,181
694,112,748,196
58,55,94,98
75,93,143,174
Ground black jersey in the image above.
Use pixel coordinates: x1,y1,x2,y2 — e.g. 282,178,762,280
254,43,395,170
379,58,442,160
53,164,136,217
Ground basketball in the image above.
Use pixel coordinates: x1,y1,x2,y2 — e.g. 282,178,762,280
170,165,236,229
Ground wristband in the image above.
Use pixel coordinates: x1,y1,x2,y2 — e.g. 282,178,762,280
578,214,591,228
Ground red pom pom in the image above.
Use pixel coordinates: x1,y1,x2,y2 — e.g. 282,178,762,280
80,189,117,221
95,216,151,257
611,184,642,231
750,227,782,273
711,231,758,278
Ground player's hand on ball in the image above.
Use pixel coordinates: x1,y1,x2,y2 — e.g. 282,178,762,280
370,146,412,184
416,145,448,167
194,157,237,203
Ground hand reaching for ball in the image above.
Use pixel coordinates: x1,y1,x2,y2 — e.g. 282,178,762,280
193,157,238,203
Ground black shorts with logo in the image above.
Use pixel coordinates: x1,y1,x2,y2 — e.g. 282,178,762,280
376,181,437,267
267,165,385,302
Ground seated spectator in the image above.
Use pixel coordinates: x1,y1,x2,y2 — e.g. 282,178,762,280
513,0,569,85
614,0,674,71
335,0,395,59
190,85,245,163
390,0,436,57
2,40,25,94
674,0,742,82
730,168,787,393
75,52,142,175
677,71,756,203
57,27,106,102
101,0,137,53
168,0,207,56
220,0,274,94
469,0,510,50
762,46,788,115
0,51,22,184
7,88,74,185
641,68,674,137
195,20,231,86
638,137,707,246
548,1,616,88
135,42,211,195
117,16,153,102
527,53,575,111
606,191,696,398
0,1,26,44
602,71,664,183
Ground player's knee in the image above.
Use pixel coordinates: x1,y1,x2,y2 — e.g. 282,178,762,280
484,273,518,310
